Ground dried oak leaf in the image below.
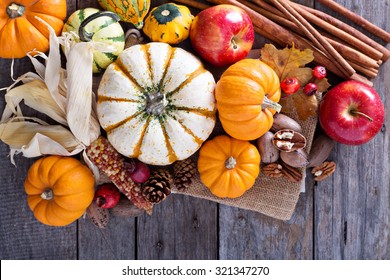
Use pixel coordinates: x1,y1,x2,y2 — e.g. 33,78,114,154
260,43,314,81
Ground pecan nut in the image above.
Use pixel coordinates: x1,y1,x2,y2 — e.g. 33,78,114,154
280,149,309,168
272,129,307,152
262,163,284,178
263,162,302,182
312,161,336,181
280,161,303,182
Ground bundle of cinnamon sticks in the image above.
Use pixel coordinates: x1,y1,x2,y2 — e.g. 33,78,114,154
174,0,390,86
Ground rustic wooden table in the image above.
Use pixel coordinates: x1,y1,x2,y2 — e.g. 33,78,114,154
0,0,389,260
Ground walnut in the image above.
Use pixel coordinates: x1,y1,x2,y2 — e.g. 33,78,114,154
312,161,336,181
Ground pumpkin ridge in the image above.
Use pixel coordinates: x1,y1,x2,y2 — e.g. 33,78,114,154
47,157,86,184
165,66,208,99
98,95,142,103
29,0,67,19
174,106,216,119
115,58,146,93
15,17,48,56
169,116,203,146
157,45,174,91
142,44,154,85
48,162,86,193
37,156,63,187
131,114,151,158
24,13,63,37
104,110,145,133
160,121,178,163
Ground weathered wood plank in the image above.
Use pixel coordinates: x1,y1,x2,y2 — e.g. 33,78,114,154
217,0,315,260
0,42,77,260
218,173,314,260
314,0,390,260
78,215,137,259
137,195,218,259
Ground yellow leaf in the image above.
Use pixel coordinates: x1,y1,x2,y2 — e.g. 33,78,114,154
260,44,314,81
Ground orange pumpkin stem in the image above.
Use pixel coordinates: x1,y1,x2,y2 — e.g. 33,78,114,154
262,95,282,113
7,3,25,19
40,189,54,201
225,156,237,169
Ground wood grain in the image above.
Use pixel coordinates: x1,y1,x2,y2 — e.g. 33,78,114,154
137,195,218,259
0,59,77,260
314,0,390,260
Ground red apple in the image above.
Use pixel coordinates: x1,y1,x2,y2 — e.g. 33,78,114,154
189,4,254,67
319,80,385,145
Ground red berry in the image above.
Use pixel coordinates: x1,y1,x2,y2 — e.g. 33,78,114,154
280,77,300,95
129,161,150,183
94,183,121,209
303,83,318,96
312,66,327,79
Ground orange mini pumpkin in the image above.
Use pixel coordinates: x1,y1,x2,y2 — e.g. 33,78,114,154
215,59,281,140
198,135,260,198
0,0,67,58
24,155,95,226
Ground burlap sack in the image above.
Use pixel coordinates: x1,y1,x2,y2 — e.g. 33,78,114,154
172,112,318,221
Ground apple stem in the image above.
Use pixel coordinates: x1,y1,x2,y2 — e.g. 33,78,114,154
231,38,238,49
262,96,282,113
350,109,373,122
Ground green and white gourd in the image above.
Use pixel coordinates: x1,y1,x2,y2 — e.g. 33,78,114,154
62,8,125,73
97,42,216,165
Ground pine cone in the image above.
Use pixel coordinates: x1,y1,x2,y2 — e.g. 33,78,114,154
173,158,196,191
142,169,173,204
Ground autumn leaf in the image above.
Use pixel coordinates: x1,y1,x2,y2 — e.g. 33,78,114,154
260,43,331,121
317,77,331,93
260,43,314,81
279,90,319,121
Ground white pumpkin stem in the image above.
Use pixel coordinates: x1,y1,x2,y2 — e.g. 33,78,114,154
225,156,237,169
145,92,169,115
262,95,282,113
41,189,54,200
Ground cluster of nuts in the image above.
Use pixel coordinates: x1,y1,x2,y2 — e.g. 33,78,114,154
257,113,336,182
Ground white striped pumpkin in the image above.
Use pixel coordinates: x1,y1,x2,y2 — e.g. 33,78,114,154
97,42,216,165
62,8,125,73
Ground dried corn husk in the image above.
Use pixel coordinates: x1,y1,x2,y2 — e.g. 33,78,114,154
0,18,104,165
1,80,67,126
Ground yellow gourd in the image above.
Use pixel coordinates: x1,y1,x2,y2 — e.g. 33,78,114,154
143,3,193,44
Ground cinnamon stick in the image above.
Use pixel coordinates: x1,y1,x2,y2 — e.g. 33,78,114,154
173,0,210,10
293,2,390,61
269,0,356,78
348,61,378,79
243,0,380,70
323,35,380,69
287,1,383,62
317,0,390,43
